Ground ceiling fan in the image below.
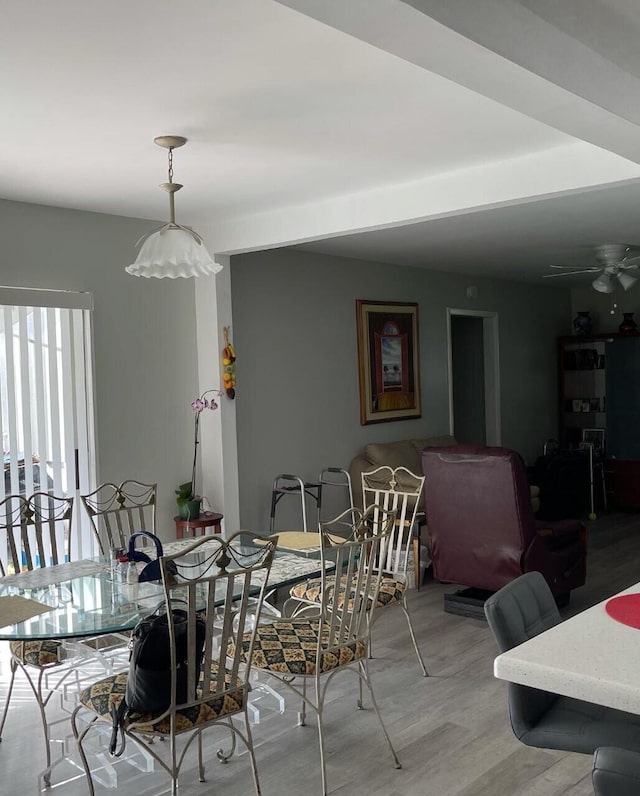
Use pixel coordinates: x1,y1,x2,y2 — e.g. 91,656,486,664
543,244,640,293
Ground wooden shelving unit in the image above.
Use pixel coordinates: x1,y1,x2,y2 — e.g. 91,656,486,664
558,332,640,510
558,335,608,449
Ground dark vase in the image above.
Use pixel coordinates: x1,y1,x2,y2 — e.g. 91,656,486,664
619,312,639,335
573,311,593,336
177,497,202,520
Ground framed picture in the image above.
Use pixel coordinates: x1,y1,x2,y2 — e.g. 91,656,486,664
582,428,605,451
356,300,421,425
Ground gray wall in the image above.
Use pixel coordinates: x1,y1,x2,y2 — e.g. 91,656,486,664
0,199,199,536
231,248,572,531
0,197,574,537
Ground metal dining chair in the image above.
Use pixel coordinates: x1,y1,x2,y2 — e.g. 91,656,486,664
0,492,74,784
71,531,278,796
288,465,429,676
360,465,428,674
233,504,400,796
80,480,156,553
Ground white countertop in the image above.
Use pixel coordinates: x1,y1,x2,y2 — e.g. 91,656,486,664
494,580,640,715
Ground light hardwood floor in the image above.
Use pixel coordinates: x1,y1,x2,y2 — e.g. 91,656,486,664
2,511,639,796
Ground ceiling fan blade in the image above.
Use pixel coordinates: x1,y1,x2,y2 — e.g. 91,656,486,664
543,270,599,278
549,264,599,271
619,253,640,266
620,261,640,270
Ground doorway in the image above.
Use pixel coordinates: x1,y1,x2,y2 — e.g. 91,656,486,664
447,309,501,446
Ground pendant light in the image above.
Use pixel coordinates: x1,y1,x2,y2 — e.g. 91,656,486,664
126,136,222,279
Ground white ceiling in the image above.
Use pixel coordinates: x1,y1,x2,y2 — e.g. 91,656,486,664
4,0,640,286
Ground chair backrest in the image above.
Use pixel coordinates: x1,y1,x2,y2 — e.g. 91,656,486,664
421,446,536,592
484,571,561,741
80,480,156,553
484,571,561,652
0,492,73,576
141,531,277,723
361,465,425,579
593,747,640,796
316,504,396,658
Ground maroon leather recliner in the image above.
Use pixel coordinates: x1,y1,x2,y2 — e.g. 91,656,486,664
421,446,587,600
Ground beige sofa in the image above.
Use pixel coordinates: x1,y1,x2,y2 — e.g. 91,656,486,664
349,435,458,510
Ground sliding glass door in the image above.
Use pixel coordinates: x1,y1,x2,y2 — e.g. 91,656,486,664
0,288,96,561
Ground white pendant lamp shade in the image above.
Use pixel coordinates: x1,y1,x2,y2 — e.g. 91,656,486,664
592,272,614,293
126,135,222,279
126,226,222,278
617,271,638,292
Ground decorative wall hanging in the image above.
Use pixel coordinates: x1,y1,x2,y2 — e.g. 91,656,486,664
222,326,236,399
356,300,421,425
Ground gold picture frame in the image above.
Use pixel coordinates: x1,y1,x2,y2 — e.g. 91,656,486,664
356,300,421,425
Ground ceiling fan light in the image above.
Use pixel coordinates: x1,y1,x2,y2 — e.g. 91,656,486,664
126,227,223,278
617,271,638,291
592,273,614,293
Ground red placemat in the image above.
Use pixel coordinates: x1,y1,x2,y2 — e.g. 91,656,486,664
605,594,640,629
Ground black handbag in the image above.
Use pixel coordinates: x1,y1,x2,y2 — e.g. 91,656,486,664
127,530,177,583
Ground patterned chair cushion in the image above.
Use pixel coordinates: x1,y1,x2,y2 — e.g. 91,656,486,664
377,577,406,605
290,575,406,608
9,639,65,666
290,576,335,604
233,618,366,676
78,664,245,734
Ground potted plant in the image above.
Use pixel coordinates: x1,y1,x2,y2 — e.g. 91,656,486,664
176,389,222,520
175,481,202,521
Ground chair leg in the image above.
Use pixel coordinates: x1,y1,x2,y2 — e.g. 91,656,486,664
358,659,401,770
299,677,307,726
170,724,179,796
315,678,329,796
20,664,54,783
197,729,205,782
70,706,98,796
216,717,238,763
0,657,17,739
243,709,263,796
401,594,429,677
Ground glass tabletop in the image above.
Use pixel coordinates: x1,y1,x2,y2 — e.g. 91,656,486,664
0,565,165,640
0,537,335,641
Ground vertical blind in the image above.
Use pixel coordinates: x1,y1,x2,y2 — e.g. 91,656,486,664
0,289,95,563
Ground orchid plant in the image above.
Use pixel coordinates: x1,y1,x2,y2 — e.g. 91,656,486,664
176,389,223,506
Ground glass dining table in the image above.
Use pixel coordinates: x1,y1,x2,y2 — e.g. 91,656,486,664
0,535,334,642
0,533,335,792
